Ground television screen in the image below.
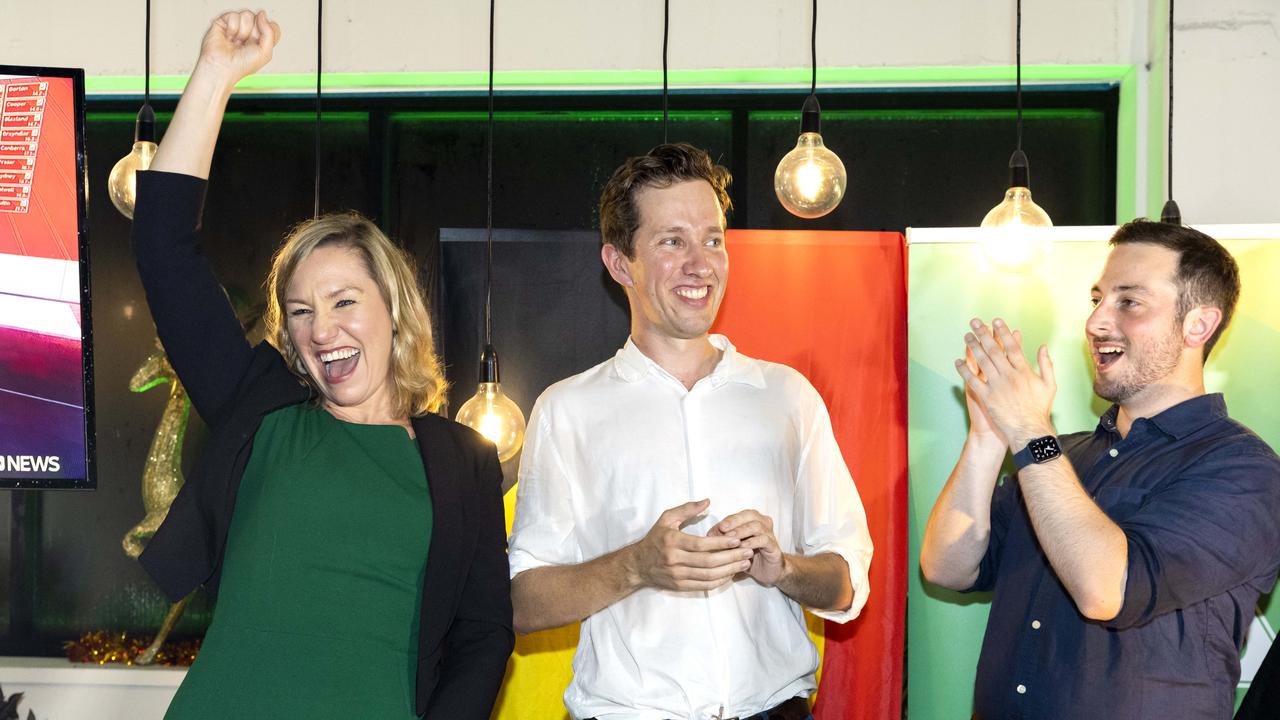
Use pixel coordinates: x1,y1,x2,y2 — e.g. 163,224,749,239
0,66,93,489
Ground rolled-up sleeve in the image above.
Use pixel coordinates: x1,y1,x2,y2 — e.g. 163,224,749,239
794,394,874,623
962,474,1018,594
508,396,582,578
1106,445,1280,630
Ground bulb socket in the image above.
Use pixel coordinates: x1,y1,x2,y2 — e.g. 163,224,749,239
1160,199,1182,225
134,104,156,144
478,343,500,384
799,94,822,135
1007,148,1031,189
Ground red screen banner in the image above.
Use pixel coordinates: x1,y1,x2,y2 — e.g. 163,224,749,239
712,230,907,720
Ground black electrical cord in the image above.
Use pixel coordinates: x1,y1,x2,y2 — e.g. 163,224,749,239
485,0,495,347
662,0,669,143
314,0,323,218
144,0,151,104
810,0,817,95
1016,0,1023,152
1167,0,1174,202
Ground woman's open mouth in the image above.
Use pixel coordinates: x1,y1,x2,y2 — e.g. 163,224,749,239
319,348,361,383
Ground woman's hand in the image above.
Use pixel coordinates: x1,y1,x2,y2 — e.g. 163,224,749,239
198,10,281,88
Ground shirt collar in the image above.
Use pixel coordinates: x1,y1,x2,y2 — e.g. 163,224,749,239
1096,393,1229,440
611,334,766,389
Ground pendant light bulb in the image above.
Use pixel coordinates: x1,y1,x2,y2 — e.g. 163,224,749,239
109,105,157,219
456,345,526,463
774,95,846,219
981,150,1052,229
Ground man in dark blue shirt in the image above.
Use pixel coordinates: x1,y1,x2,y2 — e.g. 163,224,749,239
920,220,1280,719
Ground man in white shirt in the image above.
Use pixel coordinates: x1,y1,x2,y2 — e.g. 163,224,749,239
508,143,873,720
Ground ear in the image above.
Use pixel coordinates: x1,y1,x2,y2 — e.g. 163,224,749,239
1182,306,1223,351
601,243,635,288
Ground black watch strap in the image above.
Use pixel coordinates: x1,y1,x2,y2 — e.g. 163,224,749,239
1013,435,1062,470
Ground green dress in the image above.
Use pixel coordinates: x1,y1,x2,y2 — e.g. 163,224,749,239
165,404,432,719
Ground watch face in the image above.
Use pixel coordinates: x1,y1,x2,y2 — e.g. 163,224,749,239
1028,436,1062,462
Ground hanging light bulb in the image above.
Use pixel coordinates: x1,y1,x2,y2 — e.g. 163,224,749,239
456,0,526,463
775,95,846,219
108,105,157,220
775,0,845,219
981,150,1052,228
111,0,155,220
456,345,526,463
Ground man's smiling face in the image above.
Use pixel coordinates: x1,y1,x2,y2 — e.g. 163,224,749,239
1087,242,1186,404
611,179,728,344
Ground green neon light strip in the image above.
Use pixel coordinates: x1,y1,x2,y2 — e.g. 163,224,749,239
386,110,731,122
750,108,1104,122
85,65,1132,94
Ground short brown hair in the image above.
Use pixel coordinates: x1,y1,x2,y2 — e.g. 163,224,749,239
265,213,448,416
598,143,733,259
1109,219,1241,357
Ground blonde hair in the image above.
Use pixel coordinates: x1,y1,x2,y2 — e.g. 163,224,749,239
264,213,448,416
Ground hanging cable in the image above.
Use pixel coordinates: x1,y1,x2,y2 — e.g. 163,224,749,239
1167,0,1174,202
1016,0,1023,151
662,0,670,143
144,0,151,105
314,0,323,218
810,0,817,95
485,0,495,346
1161,0,1181,224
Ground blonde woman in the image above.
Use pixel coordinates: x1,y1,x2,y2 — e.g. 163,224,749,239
132,10,512,719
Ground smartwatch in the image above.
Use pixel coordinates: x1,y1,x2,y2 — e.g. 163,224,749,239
1013,435,1062,471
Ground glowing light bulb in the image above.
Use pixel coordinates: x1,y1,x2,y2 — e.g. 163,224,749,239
108,105,157,220
981,149,1052,229
456,382,526,463
980,186,1052,229
774,95,846,219
454,345,525,462
109,141,156,219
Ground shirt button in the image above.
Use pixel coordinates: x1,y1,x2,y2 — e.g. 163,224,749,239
1031,620,1042,629
1109,448,1119,457
1016,684,1027,694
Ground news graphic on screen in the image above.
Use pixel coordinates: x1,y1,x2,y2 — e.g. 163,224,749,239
0,67,93,489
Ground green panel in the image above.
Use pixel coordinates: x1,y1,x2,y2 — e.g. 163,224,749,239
907,235,1280,718
85,65,1134,95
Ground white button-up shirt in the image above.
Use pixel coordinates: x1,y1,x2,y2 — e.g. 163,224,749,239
509,335,873,720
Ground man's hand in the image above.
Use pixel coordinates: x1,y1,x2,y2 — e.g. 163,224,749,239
624,500,753,592
710,509,784,587
199,10,281,86
956,317,1057,450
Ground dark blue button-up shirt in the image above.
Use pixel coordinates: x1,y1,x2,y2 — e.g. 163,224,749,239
966,394,1280,720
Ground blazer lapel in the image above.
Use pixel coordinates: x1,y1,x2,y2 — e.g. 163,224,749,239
414,414,468,655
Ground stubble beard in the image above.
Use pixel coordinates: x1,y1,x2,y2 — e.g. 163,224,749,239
1092,324,1184,403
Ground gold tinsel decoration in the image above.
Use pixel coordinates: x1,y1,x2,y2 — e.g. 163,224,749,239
64,631,201,666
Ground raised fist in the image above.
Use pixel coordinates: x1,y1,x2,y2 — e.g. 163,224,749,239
199,10,282,85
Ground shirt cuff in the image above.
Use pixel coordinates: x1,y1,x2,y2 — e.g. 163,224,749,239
805,544,871,624
1103,535,1154,629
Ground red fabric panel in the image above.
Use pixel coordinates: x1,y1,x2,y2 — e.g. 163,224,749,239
712,230,907,720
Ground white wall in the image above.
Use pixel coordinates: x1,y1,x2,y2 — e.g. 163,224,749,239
3,0,1276,223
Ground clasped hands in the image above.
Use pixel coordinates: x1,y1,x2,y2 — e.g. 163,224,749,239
954,317,1058,451
627,499,784,593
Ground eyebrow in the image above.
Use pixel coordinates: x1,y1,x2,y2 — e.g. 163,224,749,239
1091,284,1152,295
285,286,363,305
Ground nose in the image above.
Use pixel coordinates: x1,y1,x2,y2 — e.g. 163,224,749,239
1086,300,1112,339
311,308,339,344
682,244,713,279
